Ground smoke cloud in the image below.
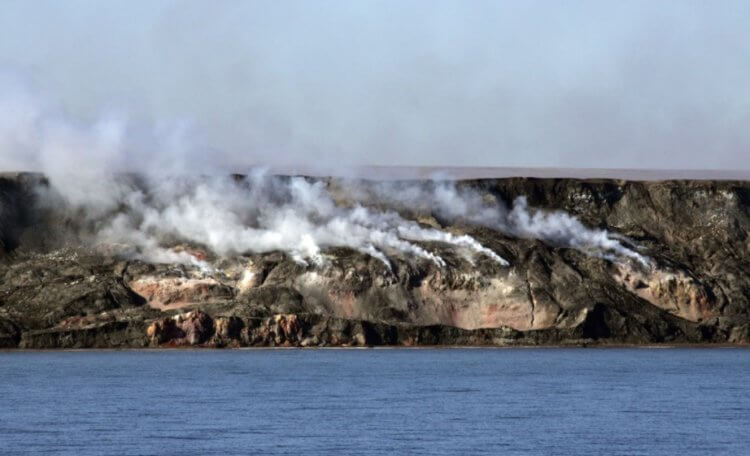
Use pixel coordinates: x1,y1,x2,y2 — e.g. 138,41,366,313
41,171,649,271
81,173,509,269
1,75,649,269
358,181,651,266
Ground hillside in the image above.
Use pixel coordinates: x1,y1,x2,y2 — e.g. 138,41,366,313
1,172,749,348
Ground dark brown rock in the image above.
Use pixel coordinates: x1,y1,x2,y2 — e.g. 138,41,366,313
2,174,750,348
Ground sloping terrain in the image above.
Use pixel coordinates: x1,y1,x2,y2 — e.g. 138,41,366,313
1,172,749,348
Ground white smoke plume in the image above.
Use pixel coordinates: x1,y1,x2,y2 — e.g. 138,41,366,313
1,74,648,269
505,196,649,266
44,172,507,270
358,181,652,267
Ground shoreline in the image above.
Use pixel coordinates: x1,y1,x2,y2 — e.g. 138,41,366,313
3,343,750,353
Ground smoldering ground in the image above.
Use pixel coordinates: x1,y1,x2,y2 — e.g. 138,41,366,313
7,171,649,272
0,75,650,270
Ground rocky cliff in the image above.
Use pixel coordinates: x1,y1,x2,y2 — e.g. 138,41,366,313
1,172,749,348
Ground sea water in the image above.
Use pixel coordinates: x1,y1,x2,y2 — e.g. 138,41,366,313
1,348,748,455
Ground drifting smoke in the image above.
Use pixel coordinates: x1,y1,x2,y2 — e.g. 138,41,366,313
3,2,750,170
0,72,214,178
41,172,652,270
1,74,649,269
505,197,649,265
359,181,652,267
69,172,509,269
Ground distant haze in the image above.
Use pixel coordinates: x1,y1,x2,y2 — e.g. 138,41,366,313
1,0,749,172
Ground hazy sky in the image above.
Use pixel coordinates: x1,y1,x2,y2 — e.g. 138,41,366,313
1,0,749,170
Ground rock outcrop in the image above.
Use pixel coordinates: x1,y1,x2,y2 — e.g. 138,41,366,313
1,173,749,348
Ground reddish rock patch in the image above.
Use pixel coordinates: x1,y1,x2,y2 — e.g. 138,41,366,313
129,277,233,310
147,310,214,346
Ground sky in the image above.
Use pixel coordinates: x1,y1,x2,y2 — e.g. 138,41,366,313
1,0,749,171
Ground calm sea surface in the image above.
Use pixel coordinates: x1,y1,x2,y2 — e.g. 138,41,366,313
1,348,749,455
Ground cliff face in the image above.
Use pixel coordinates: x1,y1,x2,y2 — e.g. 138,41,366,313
1,173,749,348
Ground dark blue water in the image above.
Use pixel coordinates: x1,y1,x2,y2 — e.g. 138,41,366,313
1,348,749,455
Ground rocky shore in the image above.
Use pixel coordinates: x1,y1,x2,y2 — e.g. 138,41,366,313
1,173,749,348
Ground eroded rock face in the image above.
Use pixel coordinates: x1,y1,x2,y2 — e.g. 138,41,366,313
147,310,214,346
615,265,715,322
1,174,750,347
129,277,234,310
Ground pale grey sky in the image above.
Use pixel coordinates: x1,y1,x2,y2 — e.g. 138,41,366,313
1,0,749,170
